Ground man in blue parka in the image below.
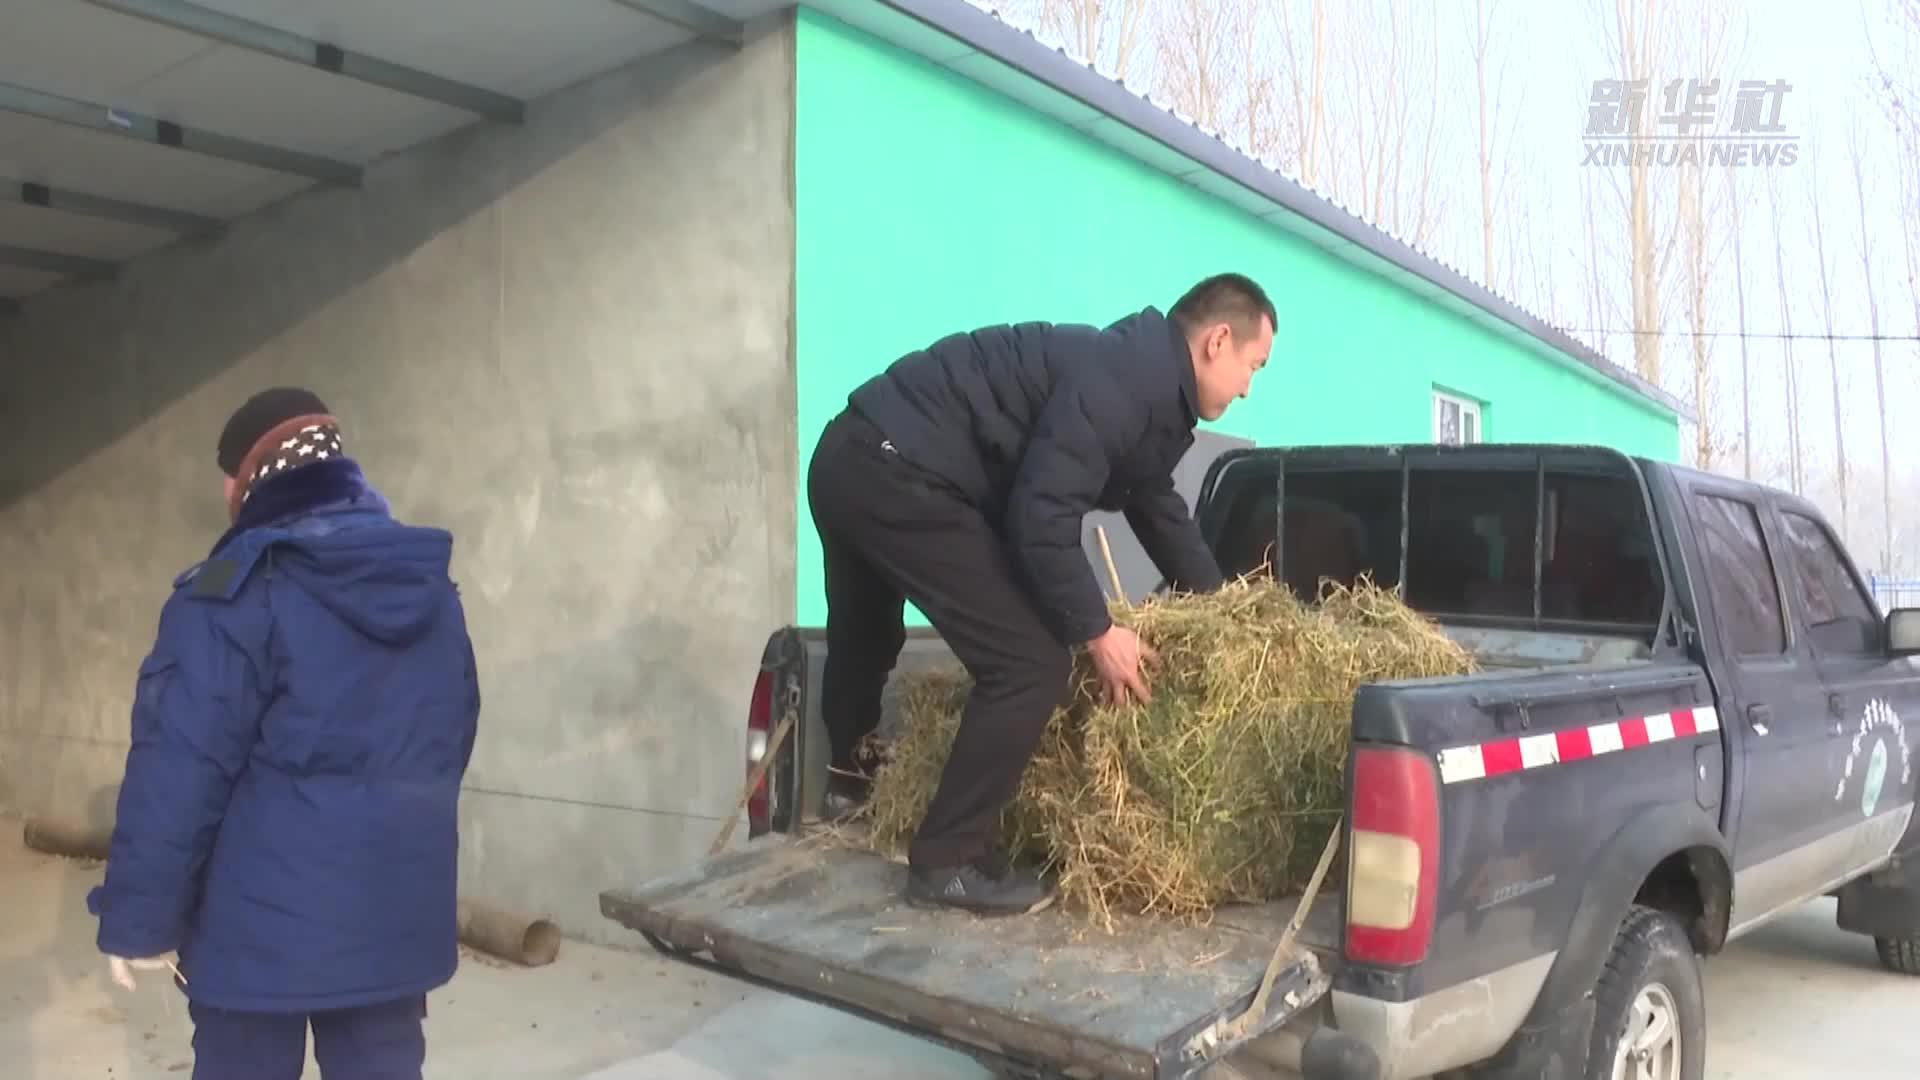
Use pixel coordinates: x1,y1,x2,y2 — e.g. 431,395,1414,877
86,387,481,1080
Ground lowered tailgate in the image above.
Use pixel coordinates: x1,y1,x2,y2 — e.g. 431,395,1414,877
599,837,1339,1080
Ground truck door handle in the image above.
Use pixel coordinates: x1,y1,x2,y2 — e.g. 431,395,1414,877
1747,704,1771,737
1829,694,1846,735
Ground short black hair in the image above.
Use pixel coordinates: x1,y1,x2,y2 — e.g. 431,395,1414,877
1169,273,1277,339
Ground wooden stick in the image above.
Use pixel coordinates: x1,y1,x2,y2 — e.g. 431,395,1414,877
709,707,798,855
1223,815,1344,1042
1094,525,1129,609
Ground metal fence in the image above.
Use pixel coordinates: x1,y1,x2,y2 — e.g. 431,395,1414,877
1868,574,1920,613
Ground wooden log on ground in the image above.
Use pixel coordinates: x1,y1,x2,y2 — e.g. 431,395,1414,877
457,898,562,967
22,816,112,861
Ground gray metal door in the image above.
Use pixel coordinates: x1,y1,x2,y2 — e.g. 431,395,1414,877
1079,429,1254,605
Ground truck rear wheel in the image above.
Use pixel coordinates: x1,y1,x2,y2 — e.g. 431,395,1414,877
1584,905,1705,1080
1875,934,1920,975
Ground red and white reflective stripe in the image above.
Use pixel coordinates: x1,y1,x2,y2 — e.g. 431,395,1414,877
1436,705,1721,785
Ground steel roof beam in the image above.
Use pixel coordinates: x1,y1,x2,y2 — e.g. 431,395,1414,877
609,0,745,45
0,242,118,280
3,177,221,235
77,0,524,123
0,80,361,187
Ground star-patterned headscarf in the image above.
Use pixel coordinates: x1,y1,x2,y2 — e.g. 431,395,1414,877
216,387,353,521
250,422,345,490
223,411,347,521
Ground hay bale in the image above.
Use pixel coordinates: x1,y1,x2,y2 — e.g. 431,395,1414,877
862,576,1476,927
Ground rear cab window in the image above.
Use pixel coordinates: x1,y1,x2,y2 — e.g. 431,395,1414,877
1199,448,1665,633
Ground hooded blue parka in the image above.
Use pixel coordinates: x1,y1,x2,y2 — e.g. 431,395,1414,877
87,456,481,1012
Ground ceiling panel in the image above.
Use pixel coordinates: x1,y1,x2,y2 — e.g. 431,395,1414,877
182,0,683,91
492,17,695,99
0,0,217,105
0,265,65,298
123,44,475,163
0,0,753,312
402,3,687,98
0,201,177,260
0,109,56,157
136,0,485,65
195,172,320,220
4,113,287,217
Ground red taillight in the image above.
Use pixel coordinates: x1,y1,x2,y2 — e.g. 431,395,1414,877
745,670,774,834
1343,745,1440,967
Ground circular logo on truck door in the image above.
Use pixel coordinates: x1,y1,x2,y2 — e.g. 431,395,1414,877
1862,738,1888,817
1836,699,1911,816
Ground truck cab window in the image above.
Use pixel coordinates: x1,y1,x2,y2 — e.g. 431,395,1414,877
1208,458,1663,627
1210,466,1404,600
1779,510,1881,655
1690,494,1788,656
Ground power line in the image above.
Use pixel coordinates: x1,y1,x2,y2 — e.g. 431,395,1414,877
1559,326,1920,343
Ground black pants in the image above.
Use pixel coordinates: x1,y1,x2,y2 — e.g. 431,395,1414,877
807,407,1073,869
188,994,427,1080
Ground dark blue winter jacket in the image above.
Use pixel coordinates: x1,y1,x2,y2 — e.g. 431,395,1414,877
847,305,1225,645
86,457,481,1013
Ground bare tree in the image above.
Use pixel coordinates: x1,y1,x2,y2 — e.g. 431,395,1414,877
1868,0,1920,169
1879,1,1920,469
1764,167,1804,495
1407,5,1446,250
1154,0,1246,136
1034,0,1152,82
1236,2,1285,160
1262,1,1445,249
1277,0,1331,187
1806,142,1850,544
1725,159,1755,478
1678,145,1716,467
1470,0,1520,290
1581,156,1615,355
1590,0,1683,386
1906,165,1920,446
1675,1,1744,469
1848,117,1894,568
1342,2,1404,227
1505,147,1561,316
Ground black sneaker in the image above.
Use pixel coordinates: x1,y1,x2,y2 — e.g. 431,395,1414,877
905,858,1056,916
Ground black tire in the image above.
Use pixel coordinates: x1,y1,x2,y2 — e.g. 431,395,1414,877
1876,934,1920,975
1584,905,1706,1080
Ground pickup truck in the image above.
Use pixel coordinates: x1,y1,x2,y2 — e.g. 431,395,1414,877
601,443,1920,1080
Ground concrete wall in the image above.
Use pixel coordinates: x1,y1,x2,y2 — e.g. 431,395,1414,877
0,20,797,946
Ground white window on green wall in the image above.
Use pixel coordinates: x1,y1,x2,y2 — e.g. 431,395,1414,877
1433,390,1483,445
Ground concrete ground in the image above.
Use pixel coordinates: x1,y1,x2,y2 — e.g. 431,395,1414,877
4,821,1917,1079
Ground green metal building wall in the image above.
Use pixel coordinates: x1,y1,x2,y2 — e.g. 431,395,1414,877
792,8,1681,625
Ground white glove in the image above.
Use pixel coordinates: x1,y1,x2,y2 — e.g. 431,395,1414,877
107,953,180,991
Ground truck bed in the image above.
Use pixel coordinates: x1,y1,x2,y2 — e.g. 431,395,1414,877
600,833,1343,1080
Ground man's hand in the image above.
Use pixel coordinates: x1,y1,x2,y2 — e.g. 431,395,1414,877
107,952,180,991
1085,624,1158,706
